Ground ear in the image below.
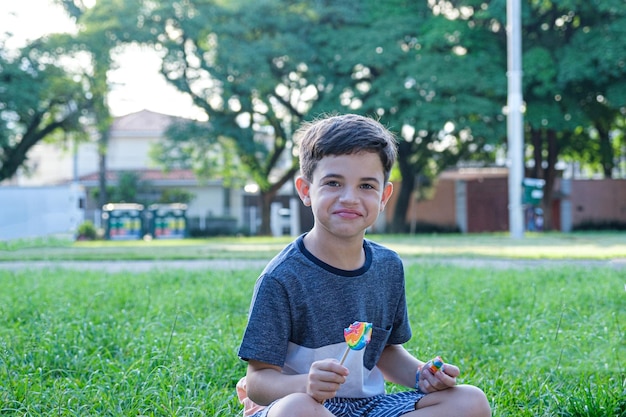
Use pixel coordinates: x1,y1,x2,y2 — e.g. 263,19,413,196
379,182,393,212
295,176,312,207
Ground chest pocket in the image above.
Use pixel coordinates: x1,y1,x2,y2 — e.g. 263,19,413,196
364,325,391,370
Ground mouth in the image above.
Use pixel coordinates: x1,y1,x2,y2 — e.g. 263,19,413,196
334,209,362,219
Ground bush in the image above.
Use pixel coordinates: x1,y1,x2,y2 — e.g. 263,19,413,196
573,219,626,231
76,220,98,240
396,221,461,234
188,216,238,237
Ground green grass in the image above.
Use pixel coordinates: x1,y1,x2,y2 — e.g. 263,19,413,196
1,262,624,416
0,268,251,416
0,234,625,415
1,231,625,261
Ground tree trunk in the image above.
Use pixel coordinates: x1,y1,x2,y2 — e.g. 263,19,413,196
597,124,614,178
259,189,276,236
0,113,64,182
541,129,559,230
530,128,543,179
391,173,415,233
97,130,109,211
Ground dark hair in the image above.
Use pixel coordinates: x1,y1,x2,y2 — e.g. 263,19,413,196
296,114,398,182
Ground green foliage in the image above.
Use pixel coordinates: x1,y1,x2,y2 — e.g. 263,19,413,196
158,188,194,205
107,171,161,206
0,262,623,415
0,38,90,181
76,220,98,240
113,171,144,203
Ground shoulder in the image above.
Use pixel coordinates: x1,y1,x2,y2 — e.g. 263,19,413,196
364,238,402,264
261,237,307,276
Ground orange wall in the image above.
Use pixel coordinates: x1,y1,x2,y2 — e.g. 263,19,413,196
570,179,626,226
387,176,625,232
385,179,457,227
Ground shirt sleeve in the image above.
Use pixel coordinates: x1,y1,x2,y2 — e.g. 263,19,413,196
387,260,412,345
238,273,292,367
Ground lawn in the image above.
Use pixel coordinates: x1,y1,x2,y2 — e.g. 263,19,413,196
0,233,625,416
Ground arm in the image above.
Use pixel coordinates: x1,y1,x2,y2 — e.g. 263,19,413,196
377,345,460,392
246,358,349,405
376,344,423,387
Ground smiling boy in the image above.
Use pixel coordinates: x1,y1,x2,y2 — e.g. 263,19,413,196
237,114,491,417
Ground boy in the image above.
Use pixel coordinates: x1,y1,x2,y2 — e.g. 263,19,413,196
237,114,491,417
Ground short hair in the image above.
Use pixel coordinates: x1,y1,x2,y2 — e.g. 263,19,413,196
296,114,398,182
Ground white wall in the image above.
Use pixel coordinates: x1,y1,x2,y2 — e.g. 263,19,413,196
10,140,99,186
0,184,85,240
108,135,160,170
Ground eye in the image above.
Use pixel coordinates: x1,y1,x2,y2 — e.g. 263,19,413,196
360,183,375,190
325,180,340,187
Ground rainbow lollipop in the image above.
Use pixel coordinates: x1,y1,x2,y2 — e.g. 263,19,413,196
339,321,373,365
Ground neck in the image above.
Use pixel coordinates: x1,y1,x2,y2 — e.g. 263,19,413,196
303,230,366,271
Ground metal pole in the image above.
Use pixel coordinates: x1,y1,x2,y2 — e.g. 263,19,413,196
507,0,524,238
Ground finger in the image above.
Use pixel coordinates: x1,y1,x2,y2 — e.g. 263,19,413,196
441,363,460,378
316,359,350,377
423,367,454,391
310,380,344,403
429,371,456,390
421,377,439,393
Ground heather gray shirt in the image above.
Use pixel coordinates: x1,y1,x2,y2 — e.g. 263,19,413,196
238,234,411,398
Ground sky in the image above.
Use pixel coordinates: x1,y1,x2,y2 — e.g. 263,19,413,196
0,0,202,119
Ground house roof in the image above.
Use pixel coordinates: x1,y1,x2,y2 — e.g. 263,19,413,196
110,109,183,137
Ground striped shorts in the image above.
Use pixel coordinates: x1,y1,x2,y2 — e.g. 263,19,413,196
250,390,425,417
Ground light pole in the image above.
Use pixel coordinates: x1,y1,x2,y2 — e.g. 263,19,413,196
507,0,524,238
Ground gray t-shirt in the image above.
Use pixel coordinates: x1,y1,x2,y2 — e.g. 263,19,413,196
238,234,412,398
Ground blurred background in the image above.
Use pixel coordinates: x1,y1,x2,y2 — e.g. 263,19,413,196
1,0,624,240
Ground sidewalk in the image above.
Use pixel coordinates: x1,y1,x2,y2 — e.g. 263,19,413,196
0,258,623,272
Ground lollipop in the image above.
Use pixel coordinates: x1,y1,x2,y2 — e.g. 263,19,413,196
339,321,373,365
427,356,445,373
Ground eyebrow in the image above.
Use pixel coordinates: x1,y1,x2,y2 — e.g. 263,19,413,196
320,173,382,184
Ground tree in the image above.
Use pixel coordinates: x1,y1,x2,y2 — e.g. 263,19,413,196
55,0,121,211
100,0,510,234
520,0,626,228
77,0,625,235
308,0,507,231
0,40,87,182
438,0,626,230
83,0,357,235
556,0,626,178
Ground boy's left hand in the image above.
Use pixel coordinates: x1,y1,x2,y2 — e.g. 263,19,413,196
417,360,459,393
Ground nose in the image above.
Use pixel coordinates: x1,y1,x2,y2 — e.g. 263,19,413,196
339,187,359,204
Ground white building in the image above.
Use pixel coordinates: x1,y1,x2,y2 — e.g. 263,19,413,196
5,110,246,238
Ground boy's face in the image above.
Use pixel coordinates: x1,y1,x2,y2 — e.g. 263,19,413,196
296,151,393,239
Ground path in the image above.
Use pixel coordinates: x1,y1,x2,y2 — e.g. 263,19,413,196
0,258,624,272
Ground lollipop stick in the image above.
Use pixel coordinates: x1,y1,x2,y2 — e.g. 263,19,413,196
339,346,350,365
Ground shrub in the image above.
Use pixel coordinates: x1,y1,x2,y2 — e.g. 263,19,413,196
76,220,98,240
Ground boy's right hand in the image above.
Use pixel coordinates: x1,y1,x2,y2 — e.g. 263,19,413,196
307,359,349,403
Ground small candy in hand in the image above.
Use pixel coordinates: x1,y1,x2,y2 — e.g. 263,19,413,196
427,356,445,373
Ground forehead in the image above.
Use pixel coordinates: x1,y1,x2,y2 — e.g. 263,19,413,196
313,152,385,181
